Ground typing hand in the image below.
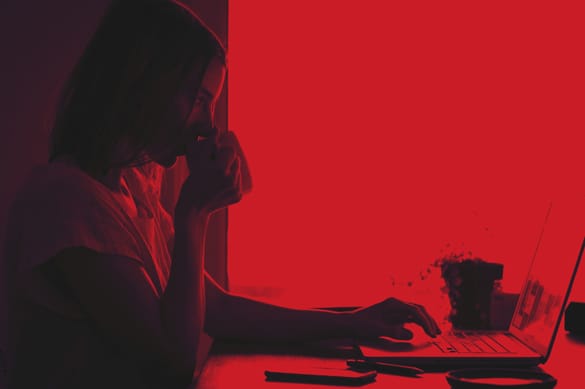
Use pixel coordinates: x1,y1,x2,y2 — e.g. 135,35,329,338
349,297,441,340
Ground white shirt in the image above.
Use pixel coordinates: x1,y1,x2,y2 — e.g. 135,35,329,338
3,161,176,388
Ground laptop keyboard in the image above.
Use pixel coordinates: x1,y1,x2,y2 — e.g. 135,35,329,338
432,332,514,353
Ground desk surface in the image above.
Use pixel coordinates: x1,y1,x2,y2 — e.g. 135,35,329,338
192,324,584,389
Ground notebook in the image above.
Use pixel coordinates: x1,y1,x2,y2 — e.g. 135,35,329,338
356,199,585,370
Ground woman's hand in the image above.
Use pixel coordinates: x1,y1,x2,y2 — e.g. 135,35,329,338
219,130,252,194
348,297,441,340
176,128,243,217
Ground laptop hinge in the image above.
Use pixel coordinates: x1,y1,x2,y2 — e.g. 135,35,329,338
509,332,542,357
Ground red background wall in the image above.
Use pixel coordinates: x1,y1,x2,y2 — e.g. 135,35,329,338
226,1,585,314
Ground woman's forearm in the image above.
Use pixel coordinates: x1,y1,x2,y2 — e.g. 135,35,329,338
205,280,354,343
160,210,208,379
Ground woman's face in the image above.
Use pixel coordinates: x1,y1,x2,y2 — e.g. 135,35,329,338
148,57,226,168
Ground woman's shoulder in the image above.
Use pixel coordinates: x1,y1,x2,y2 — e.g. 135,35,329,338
24,161,102,195
10,161,118,223
4,161,145,273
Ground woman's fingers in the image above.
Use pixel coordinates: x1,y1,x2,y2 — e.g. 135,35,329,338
412,303,441,335
215,145,238,175
404,303,440,338
383,298,440,337
212,185,243,210
181,129,247,212
219,130,252,193
181,131,244,212
230,156,242,186
387,325,413,341
206,155,242,211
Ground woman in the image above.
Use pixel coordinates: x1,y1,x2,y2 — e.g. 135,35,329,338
2,0,439,388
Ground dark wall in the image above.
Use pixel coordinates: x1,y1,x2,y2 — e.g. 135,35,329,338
0,0,107,244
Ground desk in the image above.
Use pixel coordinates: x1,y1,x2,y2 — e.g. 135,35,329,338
192,322,585,389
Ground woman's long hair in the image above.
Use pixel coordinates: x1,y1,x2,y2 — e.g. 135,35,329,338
50,0,225,177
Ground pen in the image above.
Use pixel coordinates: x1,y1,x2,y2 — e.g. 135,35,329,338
346,359,424,377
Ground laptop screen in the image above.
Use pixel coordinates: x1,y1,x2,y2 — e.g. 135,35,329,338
509,198,585,359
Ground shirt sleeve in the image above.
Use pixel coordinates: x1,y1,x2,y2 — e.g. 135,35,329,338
10,167,145,273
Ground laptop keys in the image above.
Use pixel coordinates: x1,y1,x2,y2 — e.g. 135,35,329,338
433,333,511,353
431,339,458,353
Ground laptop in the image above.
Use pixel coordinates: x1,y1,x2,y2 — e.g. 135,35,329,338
356,199,585,370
